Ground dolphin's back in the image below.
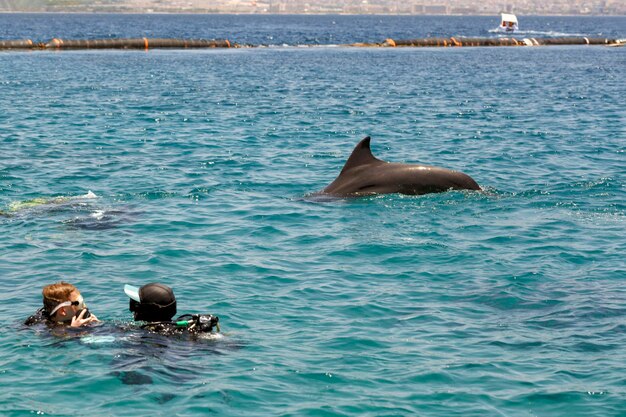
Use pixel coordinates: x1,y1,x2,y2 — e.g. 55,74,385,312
393,165,480,192
321,137,481,197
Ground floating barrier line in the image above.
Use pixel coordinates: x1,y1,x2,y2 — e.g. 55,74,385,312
0,37,623,50
0,38,234,50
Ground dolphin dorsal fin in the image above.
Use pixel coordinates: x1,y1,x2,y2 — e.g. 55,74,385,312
340,136,384,174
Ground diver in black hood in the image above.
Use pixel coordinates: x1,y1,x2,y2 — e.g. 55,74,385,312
124,283,219,335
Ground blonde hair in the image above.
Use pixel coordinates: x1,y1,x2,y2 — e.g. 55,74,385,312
42,282,77,315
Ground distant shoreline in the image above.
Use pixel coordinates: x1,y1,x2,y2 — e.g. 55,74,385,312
0,11,625,17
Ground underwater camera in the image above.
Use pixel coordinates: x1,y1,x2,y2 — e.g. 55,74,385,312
75,308,91,319
176,314,219,333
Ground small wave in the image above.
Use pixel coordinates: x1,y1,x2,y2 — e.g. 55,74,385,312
82,190,98,199
81,335,117,344
488,28,589,37
90,210,105,220
197,332,225,341
518,29,589,37
255,43,345,49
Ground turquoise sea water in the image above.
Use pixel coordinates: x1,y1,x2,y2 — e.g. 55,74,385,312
1,14,625,417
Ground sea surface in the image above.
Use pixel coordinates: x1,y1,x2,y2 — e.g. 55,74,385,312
0,13,625,417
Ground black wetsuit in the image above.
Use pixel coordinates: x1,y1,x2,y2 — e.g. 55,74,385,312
25,310,219,337
24,308,51,326
139,314,219,336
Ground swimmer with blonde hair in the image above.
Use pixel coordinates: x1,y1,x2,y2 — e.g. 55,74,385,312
25,281,99,327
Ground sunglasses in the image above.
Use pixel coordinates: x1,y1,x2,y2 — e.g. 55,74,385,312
50,295,85,316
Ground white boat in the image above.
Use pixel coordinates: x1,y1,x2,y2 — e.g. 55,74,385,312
499,13,519,32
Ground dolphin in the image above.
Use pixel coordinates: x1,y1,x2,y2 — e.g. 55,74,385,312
318,137,480,197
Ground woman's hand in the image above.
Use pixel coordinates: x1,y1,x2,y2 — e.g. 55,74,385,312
70,309,100,327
